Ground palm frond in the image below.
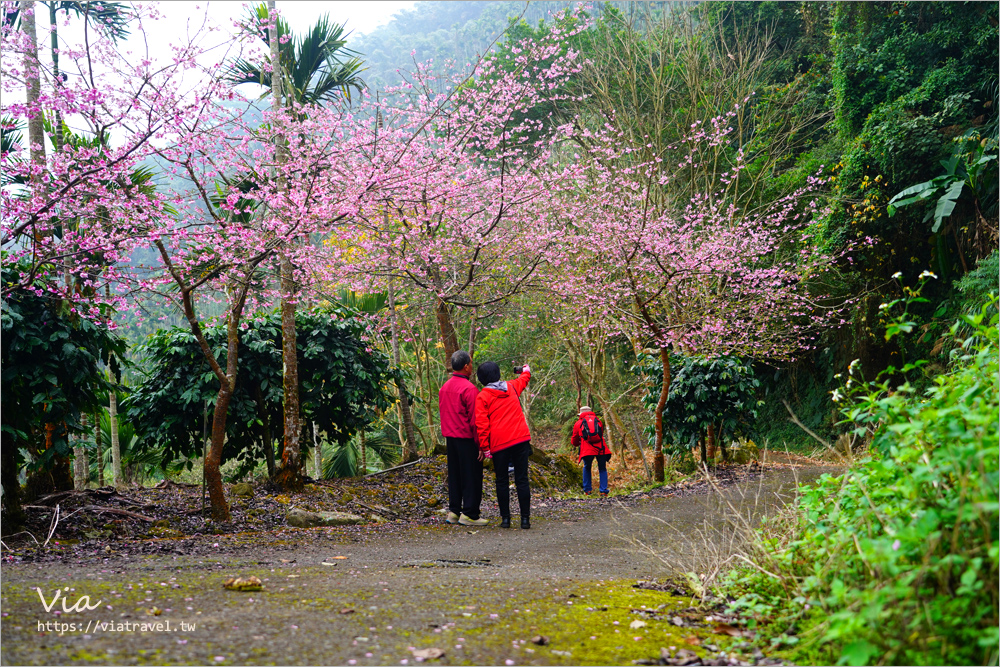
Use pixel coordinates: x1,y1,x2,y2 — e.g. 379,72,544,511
4,2,130,42
57,1,131,43
322,438,357,478
320,431,398,478
210,178,262,225
294,15,365,104
226,6,365,105
43,115,107,151
224,58,270,92
0,115,26,186
361,432,399,468
306,57,366,105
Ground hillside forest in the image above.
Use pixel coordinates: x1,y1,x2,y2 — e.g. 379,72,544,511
1,2,997,665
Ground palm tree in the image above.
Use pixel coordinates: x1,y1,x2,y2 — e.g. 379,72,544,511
4,2,131,156
225,3,366,491
226,4,365,107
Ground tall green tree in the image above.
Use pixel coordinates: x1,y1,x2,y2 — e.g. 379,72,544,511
225,1,365,491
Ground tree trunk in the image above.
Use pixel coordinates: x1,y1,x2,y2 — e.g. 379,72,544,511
628,412,653,482
275,252,303,490
706,423,716,461
253,384,275,479
20,1,45,189
109,382,123,489
73,415,88,490
48,3,64,155
1,427,26,530
312,422,322,479
263,430,275,479
153,249,262,522
434,297,459,369
268,0,303,492
652,346,670,482
358,429,367,476
599,401,634,464
94,410,104,487
388,280,418,462
206,382,233,522
421,348,437,455
204,301,249,522
73,445,87,488
467,307,477,359
572,360,582,412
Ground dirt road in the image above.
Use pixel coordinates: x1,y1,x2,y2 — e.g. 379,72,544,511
0,466,834,666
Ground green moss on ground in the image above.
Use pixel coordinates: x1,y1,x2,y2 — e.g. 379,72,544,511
2,567,744,665
446,580,735,665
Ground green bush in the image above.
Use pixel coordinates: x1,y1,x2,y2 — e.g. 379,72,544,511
125,309,401,477
725,290,999,665
634,353,761,459
955,250,1000,314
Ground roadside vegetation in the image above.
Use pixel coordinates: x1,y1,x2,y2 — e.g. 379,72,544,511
716,282,999,665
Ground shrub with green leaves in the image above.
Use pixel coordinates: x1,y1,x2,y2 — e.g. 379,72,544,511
725,291,999,665
125,309,401,478
1,258,126,524
634,353,760,460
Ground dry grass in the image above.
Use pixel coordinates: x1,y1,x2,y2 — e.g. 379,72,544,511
611,459,817,602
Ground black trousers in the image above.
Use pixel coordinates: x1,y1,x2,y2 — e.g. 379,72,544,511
446,437,483,519
492,440,531,519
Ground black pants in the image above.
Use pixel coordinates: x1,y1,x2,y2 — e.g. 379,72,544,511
492,441,531,519
446,437,483,519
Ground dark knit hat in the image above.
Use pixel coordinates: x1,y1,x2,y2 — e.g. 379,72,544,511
476,361,500,385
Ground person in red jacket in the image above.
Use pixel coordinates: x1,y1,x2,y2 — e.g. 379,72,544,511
571,406,611,497
475,361,532,529
439,350,486,526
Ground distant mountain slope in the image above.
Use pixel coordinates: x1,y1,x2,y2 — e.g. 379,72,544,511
347,1,579,91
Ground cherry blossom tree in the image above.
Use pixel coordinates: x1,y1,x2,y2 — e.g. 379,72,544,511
2,1,251,506
553,117,841,481
2,1,383,518
330,12,590,371
142,90,400,516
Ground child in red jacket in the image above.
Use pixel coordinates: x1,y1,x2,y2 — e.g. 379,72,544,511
475,361,532,529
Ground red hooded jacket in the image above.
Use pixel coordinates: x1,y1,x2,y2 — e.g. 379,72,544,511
475,370,531,455
571,411,611,462
439,372,478,441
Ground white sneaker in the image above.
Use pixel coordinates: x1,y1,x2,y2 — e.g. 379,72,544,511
458,513,488,526
445,511,460,524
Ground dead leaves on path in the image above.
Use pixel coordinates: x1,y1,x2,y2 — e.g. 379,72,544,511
222,575,263,591
712,623,749,638
410,647,445,660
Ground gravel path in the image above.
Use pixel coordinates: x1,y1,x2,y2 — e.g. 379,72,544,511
0,466,835,666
